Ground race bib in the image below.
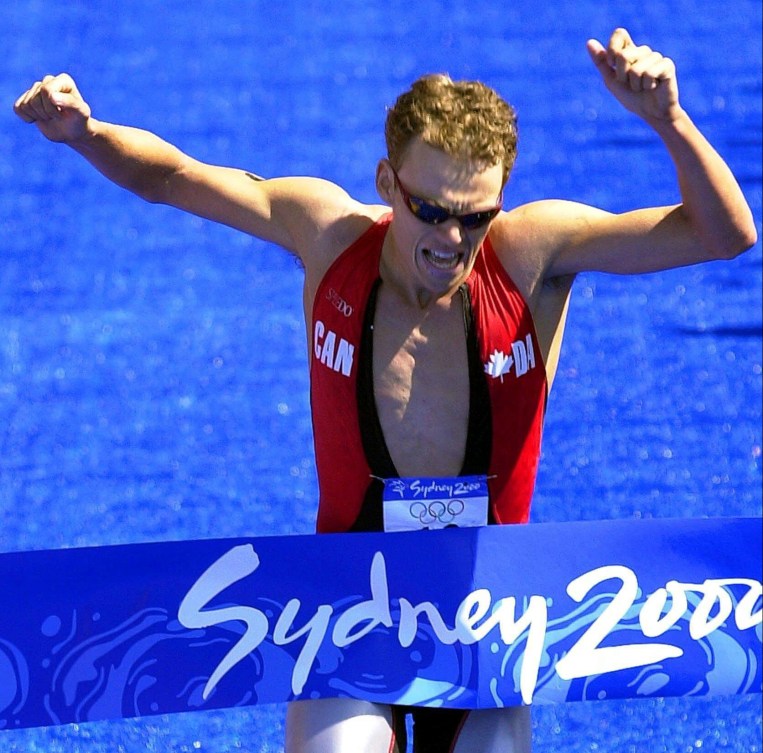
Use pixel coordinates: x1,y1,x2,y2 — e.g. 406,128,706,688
382,475,489,532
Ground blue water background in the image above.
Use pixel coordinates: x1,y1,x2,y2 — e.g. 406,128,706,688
1,0,761,751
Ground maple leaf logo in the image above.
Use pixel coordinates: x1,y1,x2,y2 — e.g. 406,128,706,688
484,350,513,382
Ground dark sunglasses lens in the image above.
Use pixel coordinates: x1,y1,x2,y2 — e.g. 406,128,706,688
460,208,499,229
409,196,450,224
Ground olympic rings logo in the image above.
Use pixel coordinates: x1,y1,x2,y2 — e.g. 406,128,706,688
409,498,465,526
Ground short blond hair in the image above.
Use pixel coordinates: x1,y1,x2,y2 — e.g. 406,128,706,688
385,74,518,184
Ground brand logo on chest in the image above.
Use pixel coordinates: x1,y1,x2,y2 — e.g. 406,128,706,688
326,287,354,317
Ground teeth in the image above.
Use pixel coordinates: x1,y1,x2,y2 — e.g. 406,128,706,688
424,248,460,269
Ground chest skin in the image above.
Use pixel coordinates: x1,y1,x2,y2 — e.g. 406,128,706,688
371,284,470,478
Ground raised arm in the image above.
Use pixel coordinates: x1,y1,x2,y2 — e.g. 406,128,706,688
537,28,757,278
13,74,361,258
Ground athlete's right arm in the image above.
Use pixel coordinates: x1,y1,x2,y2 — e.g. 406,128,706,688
13,74,356,258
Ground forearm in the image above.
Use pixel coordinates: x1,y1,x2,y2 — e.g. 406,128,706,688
652,109,757,258
68,118,187,204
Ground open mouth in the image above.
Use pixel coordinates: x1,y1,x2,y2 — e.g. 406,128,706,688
422,248,463,271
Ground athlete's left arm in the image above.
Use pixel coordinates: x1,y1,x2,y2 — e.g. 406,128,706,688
544,27,757,278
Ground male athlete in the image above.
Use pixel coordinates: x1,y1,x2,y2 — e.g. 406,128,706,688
14,26,755,753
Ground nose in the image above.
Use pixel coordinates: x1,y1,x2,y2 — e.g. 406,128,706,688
437,218,467,245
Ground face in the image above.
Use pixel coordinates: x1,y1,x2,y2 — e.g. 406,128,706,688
376,138,504,304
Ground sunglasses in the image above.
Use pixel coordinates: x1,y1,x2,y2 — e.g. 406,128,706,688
392,169,502,230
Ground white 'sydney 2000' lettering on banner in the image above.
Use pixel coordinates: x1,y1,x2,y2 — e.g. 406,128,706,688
177,546,763,705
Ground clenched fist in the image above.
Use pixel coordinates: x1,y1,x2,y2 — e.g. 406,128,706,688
14,73,92,143
587,28,681,123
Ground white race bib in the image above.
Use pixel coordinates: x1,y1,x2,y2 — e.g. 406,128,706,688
381,475,489,532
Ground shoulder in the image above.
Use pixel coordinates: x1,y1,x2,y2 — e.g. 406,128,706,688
298,190,390,296
487,199,610,295
307,197,388,265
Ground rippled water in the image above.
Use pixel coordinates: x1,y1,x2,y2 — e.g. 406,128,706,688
1,0,761,750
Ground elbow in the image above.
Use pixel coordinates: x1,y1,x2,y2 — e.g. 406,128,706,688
717,222,758,261
701,216,758,262
738,221,759,255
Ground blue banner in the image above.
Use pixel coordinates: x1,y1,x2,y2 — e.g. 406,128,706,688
1,517,761,730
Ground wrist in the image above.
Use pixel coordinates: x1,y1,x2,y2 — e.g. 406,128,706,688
645,105,691,136
67,116,100,150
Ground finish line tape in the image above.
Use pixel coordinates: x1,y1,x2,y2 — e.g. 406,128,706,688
1,517,760,730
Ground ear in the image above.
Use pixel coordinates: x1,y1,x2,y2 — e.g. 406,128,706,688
376,159,395,204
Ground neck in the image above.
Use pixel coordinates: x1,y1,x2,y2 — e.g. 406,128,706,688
380,260,461,311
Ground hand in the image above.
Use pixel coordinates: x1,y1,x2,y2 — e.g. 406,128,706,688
587,28,680,123
13,73,92,143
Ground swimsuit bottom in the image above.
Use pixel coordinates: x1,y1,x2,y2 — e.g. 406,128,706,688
391,706,468,753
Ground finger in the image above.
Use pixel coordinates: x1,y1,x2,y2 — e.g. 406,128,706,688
586,38,607,67
43,74,79,115
33,75,58,115
19,79,44,106
614,44,640,82
28,87,59,121
14,77,55,120
630,52,676,92
13,81,45,121
627,50,663,91
607,27,634,67
615,43,656,85
39,84,64,119
50,73,84,110
49,91,79,110
13,97,38,123
586,38,617,87
642,56,676,93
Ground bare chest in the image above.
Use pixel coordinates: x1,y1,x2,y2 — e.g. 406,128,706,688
371,291,470,477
